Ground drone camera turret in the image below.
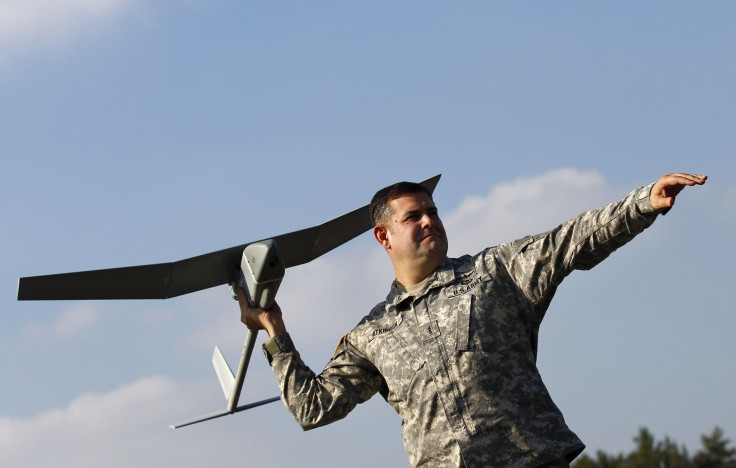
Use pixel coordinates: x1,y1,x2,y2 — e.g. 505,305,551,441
230,239,284,309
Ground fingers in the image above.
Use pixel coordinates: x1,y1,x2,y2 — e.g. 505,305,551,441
237,287,245,308
237,287,284,334
650,172,707,210
663,173,708,186
237,287,260,329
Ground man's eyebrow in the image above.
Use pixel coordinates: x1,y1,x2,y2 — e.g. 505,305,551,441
401,206,438,220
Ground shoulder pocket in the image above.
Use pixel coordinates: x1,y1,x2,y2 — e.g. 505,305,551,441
512,230,551,253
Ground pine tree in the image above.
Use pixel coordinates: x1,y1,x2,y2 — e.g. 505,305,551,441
571,426,735,468
692,427,736,468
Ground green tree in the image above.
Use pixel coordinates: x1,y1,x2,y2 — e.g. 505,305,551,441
656,436,690,468
627,427,658,468
573,427,692,468
574,450,625,468
571,427,735,468
692,427,736,468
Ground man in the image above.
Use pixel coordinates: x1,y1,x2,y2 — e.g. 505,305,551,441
239,173,707,467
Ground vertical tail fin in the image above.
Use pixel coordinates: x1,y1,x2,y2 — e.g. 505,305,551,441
212,346,235,401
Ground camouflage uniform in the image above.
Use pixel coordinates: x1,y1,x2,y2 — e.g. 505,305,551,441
263,184,663,467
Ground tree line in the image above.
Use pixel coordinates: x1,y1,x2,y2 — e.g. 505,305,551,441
572,427,736,468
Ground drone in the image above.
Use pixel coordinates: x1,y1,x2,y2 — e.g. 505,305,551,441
18,174,441,428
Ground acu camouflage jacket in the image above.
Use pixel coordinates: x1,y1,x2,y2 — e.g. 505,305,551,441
264,184,663,467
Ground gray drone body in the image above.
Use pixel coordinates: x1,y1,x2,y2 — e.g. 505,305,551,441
231,239,285,309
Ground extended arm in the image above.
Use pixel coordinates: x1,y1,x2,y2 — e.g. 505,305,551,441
500,172,708,306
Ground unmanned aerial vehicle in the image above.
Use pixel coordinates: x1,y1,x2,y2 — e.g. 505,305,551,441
17,174,441,428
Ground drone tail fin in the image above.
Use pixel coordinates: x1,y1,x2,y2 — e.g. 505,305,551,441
212,346,235,402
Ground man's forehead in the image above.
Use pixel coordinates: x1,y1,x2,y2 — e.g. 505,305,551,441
389,192,436,211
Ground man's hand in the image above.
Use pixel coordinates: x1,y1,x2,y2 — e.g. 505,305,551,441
650,173,707,211
237,288,287,338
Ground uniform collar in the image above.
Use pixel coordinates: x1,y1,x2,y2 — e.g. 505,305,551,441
385,257,457,307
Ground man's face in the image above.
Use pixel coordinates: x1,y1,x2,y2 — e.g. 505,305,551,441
383,192,448,266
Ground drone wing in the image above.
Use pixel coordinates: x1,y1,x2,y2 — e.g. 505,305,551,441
18,174,441,301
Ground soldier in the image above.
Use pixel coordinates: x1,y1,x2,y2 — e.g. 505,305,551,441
239,173,707,467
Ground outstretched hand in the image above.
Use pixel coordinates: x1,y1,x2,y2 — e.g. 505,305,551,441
650,173,707,211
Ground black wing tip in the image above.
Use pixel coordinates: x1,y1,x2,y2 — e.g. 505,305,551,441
422,174,441,193
17,276,43,301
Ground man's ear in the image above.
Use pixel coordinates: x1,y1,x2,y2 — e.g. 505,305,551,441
373,225,390,249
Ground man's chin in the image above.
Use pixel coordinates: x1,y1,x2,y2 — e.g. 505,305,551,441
421,240,448,259
421,234,446,244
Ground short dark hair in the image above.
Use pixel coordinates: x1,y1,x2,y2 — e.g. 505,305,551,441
369,181,433,227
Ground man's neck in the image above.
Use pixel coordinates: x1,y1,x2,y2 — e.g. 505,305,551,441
394,258,442,287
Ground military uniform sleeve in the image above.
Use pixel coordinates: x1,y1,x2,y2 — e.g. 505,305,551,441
263,332,386,430
497,183,661,308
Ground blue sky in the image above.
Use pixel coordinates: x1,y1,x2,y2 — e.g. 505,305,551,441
1,2,734,466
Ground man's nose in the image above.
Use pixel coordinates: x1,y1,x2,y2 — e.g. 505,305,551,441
420,213,434,228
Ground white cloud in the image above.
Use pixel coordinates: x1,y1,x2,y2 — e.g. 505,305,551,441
53,302,101,336
0,0,139,61
23,302,102,340
444,168,617,256
0,372,404,468
0,376,203,467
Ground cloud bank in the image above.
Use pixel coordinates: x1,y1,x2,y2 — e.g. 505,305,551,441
0,0,139,61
